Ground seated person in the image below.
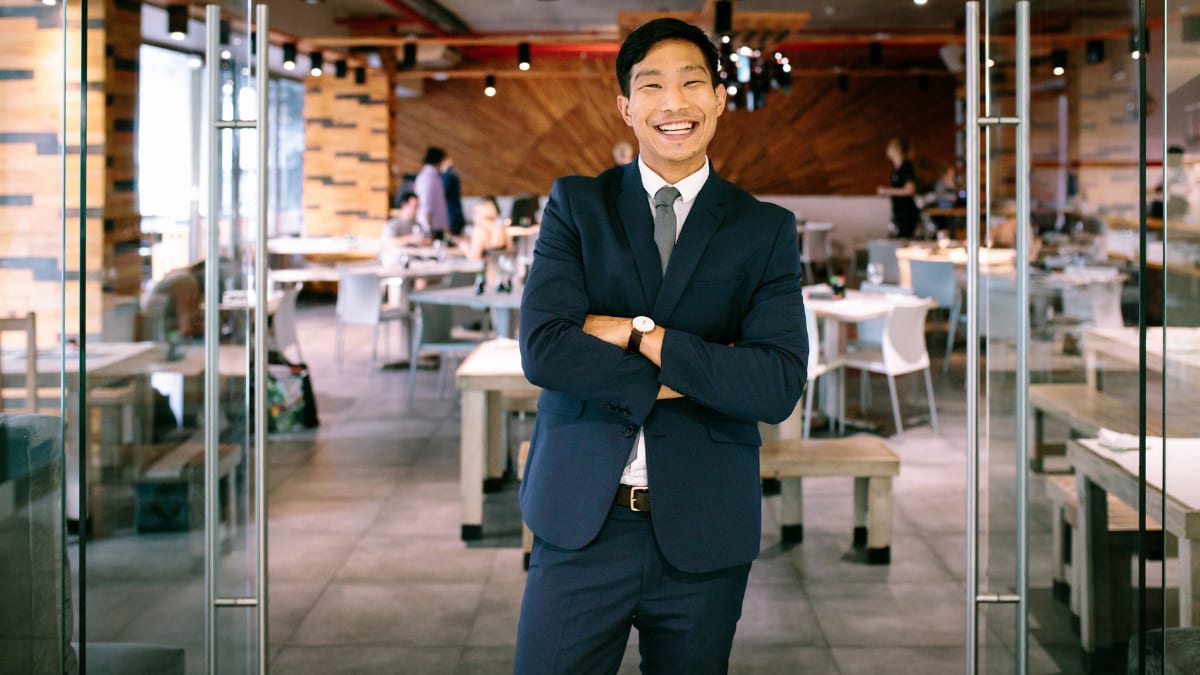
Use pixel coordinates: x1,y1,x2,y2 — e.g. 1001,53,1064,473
990,200,1042,261
463,196,513,261
141,260,206,340
381,191,427,244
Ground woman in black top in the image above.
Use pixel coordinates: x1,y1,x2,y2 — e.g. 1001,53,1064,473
877,137,921,238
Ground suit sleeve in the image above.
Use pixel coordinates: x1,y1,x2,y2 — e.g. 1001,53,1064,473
658,209,809,424
519,178,661,424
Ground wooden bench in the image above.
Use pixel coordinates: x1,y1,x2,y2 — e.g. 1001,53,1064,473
1030,383,1199,473
759,435,900,565
134,442,241,536
1045,474,1166,639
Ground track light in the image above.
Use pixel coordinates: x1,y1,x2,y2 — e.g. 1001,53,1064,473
1130,28,1149,60
484,74,496,97
167,5,188,41
335,59,347,79
918,74,930,91
518,42,531,71
282,43,297,71
1086,39,1105,64
1050,49,1067,77
714,0,732,37
310,51,323,77
218,19,230,46
403,42,417,69
355,67,366,85
837,73,849,92
868,42,883,66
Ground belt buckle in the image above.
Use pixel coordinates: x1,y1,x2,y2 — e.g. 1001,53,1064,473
628,486,648,512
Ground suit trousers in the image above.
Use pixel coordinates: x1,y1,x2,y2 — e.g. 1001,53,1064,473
514,503,751,674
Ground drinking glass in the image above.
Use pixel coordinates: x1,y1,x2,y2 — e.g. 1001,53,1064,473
936,229,951,250
866,262,884,286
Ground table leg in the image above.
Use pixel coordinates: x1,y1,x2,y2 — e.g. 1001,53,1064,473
866,477,893,564
779,478,803,543
853,477,868,548
460,389,486,540
1076,472,1114,662
1181,537,1200,627
818,317,843,421
1084,345,1098,389
484,390,506,491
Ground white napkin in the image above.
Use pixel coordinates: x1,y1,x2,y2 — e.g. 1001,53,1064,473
1097,427,1140,451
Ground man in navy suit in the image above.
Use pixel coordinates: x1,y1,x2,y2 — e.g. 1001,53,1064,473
516,18,808,674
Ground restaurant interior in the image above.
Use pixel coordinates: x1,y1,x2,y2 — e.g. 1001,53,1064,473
2,0,1200,672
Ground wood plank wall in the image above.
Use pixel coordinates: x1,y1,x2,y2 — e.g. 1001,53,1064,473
105,0,141,296
388,61,956,203
302,69,391,237
0,0,106,346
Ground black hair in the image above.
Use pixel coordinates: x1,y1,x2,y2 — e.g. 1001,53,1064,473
422,146,446,165
481,195,500,212
616,18,720,98
398,190,417,205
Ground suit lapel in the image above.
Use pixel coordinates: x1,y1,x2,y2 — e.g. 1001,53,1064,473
653,172,726,319
616,163,662,308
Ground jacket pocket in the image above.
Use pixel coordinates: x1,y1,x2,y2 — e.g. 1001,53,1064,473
537,390,586,419
707,417,762,446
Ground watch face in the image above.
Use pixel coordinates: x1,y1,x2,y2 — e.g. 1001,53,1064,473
633,316,655,333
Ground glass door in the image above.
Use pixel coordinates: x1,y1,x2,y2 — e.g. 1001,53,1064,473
966,1,1164,672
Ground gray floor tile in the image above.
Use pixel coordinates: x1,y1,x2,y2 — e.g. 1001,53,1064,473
268,497,385,537
728,646,839,674
466,582,523,647
808,582,967,647
271,645,462,674
735,583,825,646
289,581,484,646
831,646,970,674
336,537,497,583
267,530,359,583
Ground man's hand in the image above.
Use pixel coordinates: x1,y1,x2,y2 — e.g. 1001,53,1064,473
658,385,683,400
583,314,633,350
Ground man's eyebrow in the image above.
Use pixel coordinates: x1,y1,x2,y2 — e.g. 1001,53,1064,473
633,68,663,82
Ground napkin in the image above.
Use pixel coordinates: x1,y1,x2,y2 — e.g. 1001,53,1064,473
1097,428,1140,451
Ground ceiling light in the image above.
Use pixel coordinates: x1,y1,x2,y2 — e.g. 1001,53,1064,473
219,19,230,46
837,73,849,92
714,0,732,38
283,43,296,71
1051,49,1067,77
484,74,496,97
41,0,55,5
335,59,347,79
221,49,231,60
403,43,417,69
355,67,366,85
167,5,188,41
868,42,883,66
914,0,928,5
518,42,531,71
310,51,323,77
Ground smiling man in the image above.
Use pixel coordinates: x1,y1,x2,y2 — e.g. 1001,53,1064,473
515,18,809,674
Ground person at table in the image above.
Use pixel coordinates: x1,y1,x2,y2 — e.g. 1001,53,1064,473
612,139,634,166
877,137,921,239
441,152,466,236
516,18,808,673
929,163,963,234
413,146,450,240
141,260,206,340
463,195,512,260
991,198,1042,261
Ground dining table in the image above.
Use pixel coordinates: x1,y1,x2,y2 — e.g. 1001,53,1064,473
894,244,1017,287
1068,437,1200,657
455,338,539,540
1082,326,1200,388
408,284,523,339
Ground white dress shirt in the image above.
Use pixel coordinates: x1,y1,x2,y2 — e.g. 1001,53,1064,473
619,156,711,487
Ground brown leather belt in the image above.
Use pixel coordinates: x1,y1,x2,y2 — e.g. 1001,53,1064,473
614,484,650,513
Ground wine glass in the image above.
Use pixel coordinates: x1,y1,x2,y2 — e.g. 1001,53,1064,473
866,262,885,286
936,229,951,250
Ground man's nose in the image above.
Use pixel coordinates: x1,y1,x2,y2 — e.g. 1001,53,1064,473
660,84,690,111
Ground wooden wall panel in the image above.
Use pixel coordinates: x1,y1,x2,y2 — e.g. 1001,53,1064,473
388,62,955,204
302,70,391,237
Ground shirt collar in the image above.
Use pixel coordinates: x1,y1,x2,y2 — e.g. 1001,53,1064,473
637,156,709,204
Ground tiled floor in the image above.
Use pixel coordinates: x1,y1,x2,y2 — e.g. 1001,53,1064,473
71,299,1099,674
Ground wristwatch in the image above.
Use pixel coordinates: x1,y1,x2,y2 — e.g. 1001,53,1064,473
628,315,655,353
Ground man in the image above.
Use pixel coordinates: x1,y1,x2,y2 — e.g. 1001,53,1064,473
413,146,450,239
441,153,466,236
612,140,635,166
516,18,808,674
382,190,421,240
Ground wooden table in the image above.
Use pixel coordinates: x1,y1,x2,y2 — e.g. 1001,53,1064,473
1068,437,1200,658
1082,326,1200,387
455,339,539,540
268,258,483,286
894,245,1016,287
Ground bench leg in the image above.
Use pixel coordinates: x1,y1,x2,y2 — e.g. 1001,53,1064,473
1032,410,1045,473
779,478,803,543
1050,503,1070,602
1077,474,1114,660
853,477,868,548
1182,537,1200,628
866,477,893,565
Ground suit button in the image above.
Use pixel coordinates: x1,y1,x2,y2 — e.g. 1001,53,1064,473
622,425,636,437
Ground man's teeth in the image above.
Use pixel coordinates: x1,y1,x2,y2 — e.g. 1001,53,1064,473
657,122,694,134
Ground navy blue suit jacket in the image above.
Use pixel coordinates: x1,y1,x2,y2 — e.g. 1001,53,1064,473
518,162,808,574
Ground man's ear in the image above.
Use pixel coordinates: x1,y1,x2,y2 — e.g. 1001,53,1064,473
714,83,727,117
617,96,633,127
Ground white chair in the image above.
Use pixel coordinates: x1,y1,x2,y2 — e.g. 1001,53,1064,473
335,267,411,371
908,259,962,374
843,296,939,439
867,239,904,285
407,301,483,408
802,305,845,438
799,224,833,285
271,282,305,363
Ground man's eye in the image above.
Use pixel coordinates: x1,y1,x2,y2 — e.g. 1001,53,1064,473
641,83,661,89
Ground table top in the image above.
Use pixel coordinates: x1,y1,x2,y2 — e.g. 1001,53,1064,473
269,258,484,285
1069,437,1200,535
1038,267,1126,287
268,236,383,256
455,338,537,392
410,284,523,311
1083,326,1200,376
896,245,1017,267
1,341,159,379
804,289,924,323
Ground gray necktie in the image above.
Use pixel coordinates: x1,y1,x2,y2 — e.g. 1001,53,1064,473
653,186,680,274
